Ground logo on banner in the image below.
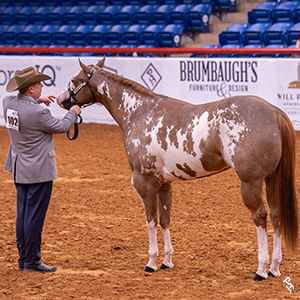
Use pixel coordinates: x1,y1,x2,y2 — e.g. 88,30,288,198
179,60,258,98
288,62,300,89
141,63,162,91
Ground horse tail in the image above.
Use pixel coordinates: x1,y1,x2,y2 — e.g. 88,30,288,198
276,109,299,251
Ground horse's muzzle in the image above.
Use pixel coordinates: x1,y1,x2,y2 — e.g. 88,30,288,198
62,98,73,110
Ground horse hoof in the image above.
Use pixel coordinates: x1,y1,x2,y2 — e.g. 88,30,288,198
253,273,267,281
143,266,156,272
267,271,275,277
160,263,170,270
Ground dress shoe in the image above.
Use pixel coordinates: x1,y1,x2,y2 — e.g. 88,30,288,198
24,262,57,273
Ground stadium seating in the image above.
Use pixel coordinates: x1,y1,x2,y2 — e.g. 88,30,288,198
272,1,298,23
263,22,293,48
121,24,146,45
102,24,130,46
185,3,212,32
156,23,183,47
247,1,277,24
132,4,158,25
113,5,140,24
219,23,250,47
139,24,163,46
85,24,112,46
149,4,175,25
243,22,271,48
286,22,300,46
167,4,192,32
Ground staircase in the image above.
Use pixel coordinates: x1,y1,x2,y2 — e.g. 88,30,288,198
181,0,263,48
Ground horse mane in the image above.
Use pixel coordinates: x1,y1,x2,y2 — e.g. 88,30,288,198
99,68,158,97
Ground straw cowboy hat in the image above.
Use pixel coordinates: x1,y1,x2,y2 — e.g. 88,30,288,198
6,66,52,92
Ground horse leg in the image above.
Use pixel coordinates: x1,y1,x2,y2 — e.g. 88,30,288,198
240,179,269,280
158,182,174,270
265,176,282,277
131,173,160,272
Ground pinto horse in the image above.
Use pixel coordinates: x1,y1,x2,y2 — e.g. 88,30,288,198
56,57,299,280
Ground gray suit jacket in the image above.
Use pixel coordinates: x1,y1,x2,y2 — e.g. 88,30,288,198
3,93,77,184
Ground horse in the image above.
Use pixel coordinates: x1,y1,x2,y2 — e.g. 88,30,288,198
56,57,299,281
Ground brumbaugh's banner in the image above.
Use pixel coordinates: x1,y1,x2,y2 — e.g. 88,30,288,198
0,56,300,129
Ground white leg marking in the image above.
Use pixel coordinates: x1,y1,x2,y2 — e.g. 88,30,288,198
256,226,269,278
146,220,158,271
162,228,174,268
269,233,282,277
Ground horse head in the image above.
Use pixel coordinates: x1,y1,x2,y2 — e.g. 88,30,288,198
56,57,105,110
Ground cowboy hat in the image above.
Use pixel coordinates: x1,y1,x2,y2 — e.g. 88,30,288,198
6,66,52,92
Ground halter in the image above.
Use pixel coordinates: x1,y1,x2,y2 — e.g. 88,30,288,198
64,67,98,109
64,67,98,140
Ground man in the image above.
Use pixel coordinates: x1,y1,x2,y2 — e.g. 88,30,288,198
3,66,81,273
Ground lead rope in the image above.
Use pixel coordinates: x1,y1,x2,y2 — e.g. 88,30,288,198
67,114,83,140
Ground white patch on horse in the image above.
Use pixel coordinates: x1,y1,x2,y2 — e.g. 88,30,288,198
210,107,249,168
131,138,141,148
144,114,212,181
121,91,142,120
97,82,111,99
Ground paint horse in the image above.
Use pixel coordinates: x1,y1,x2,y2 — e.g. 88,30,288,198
56,57,299,281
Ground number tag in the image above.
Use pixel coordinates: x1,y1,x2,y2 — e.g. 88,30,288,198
6,109,19,131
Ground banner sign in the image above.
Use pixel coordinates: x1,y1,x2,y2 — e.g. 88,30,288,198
0,56,299,130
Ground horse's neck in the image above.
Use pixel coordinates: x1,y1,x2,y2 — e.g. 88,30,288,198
97,80,145,129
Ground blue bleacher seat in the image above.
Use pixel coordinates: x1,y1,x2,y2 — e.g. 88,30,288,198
132,4,158,25
12,6,40,25
286,22,300,46
1,7,23,25
34,24,59,45
62,5,87,25
243,22,271,48
272,1,298,23
292,2,300,24
17,24,44,45
149,4,175,25
51,24,77,46
156,23,183,47
102,24,130,45
216,0,237,12
263,22,293,48
40,0,57,5
85,24,111,46
1,24,26,45
68,24,93,46
113,5,140,25
97,5,121,24
185,3,212,32
45,6,72,24
143,0,163,5
219,23,250,47
167,4,192,32
139,23,163,46
79,5,106,24
28,6,54,24
121,24,146,45
248,1,277,24
25,0,42,5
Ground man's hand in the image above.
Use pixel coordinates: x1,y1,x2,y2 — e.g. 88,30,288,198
71,105,82,116
40,95,55,106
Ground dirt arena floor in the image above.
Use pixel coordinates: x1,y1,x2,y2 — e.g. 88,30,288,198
0,123,300,300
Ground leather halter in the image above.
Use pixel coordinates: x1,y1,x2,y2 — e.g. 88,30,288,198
63,67,98,140
63,67,98,109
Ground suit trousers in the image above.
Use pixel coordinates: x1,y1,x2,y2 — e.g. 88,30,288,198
15,181,53,270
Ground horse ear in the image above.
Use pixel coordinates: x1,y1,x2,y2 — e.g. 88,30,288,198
96,56,106,68
78,59,89,73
